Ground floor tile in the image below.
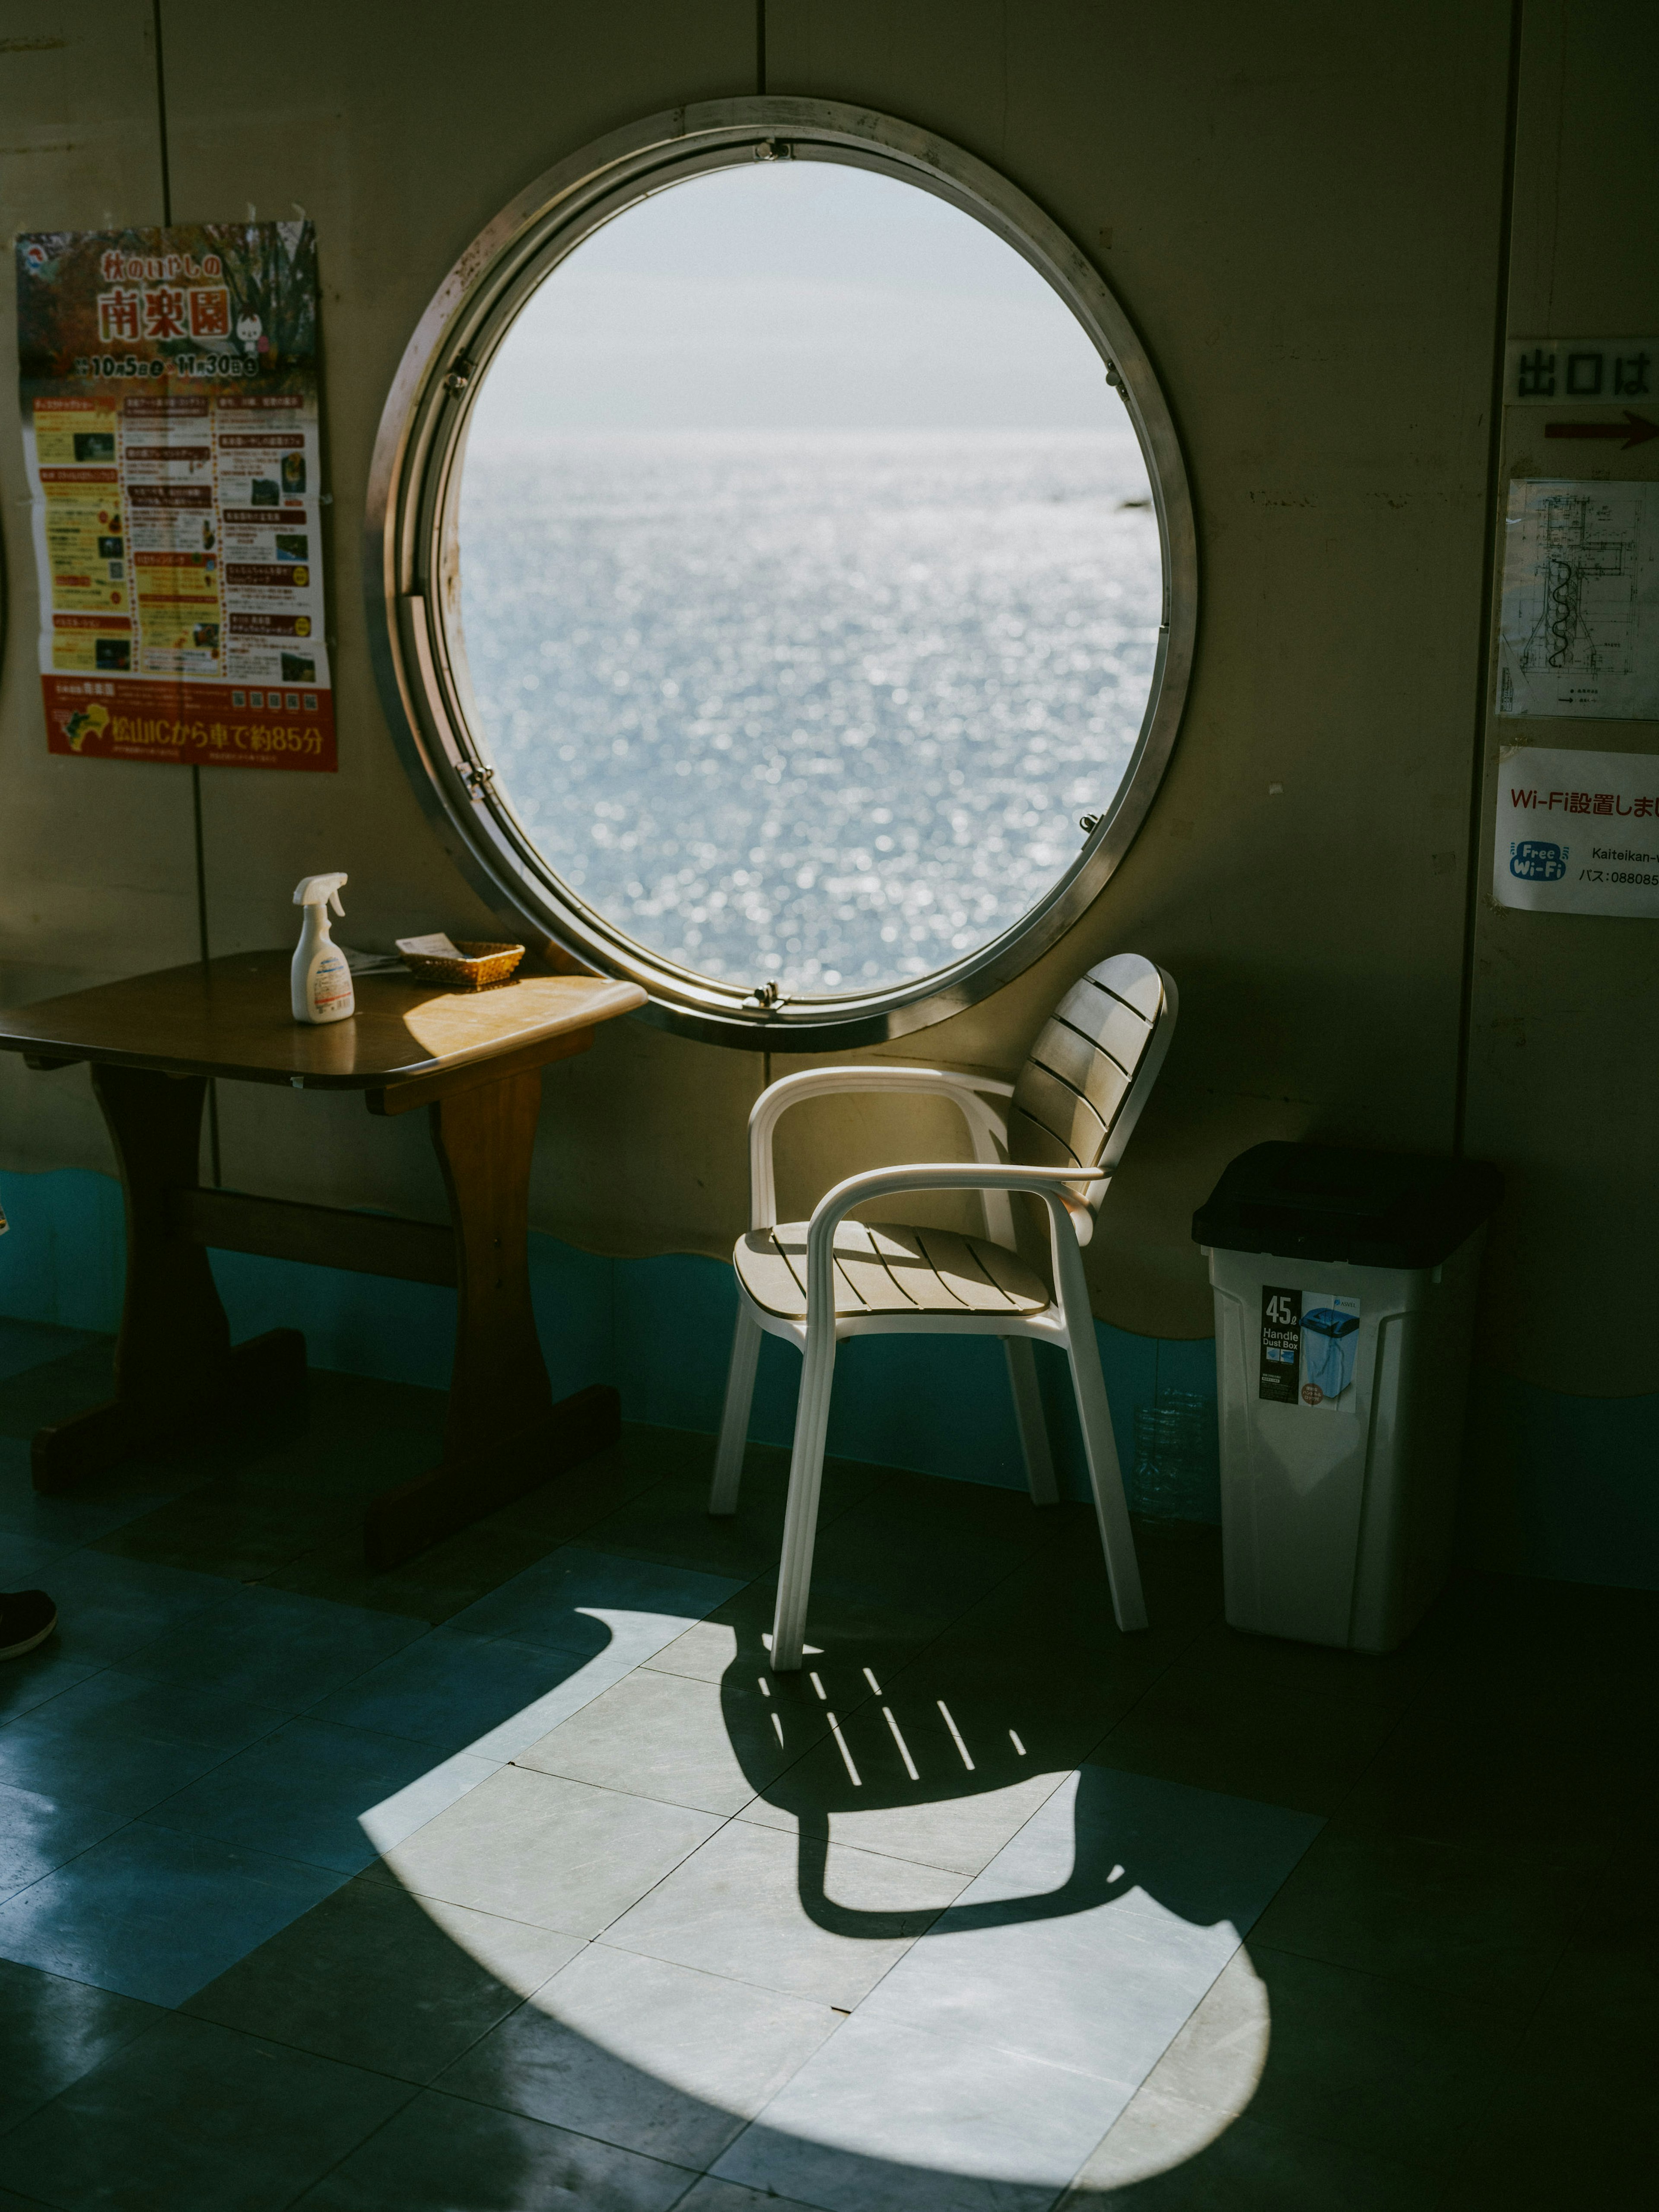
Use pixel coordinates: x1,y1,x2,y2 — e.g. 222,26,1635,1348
0,1317,108,1387
0,1695,263,1886
439,1942,840,2168
9,1665,289,1756
144,1716,451,1874
0,1778,139,1904
91,1481,356,1584
1442,2038,1658,2208
1145,1944,1519,2169
1527,1837,1658,2031
1249,1826,1592,2009
878,1573,1179,1761
857,1878,1235,2089
310,1624,601,1753
577,1440,882,1583
1,2010,413,2212
1328,1674,1656,1856
1434,1571,1659,1688
646,1569,956,1700
292,2085,696,2211
842,1770,1314,2089
672,2180,826,2212
367,1763,723,1936
0,1955,160,2135
1116,1944,1271,2123
476,1425,683,1547
517,1664,826,1816
0,1646,103,1727
605,1817,966,2008
0,1445,173,1550
715,2012,1125,2212
1061,2083,1446,2209
1087,1665,1399,1818
357,1748,503,1853
121,1583,429,1715
993,1768,1323,1944
443,1542,743,1659
0,1338,119,1441
185,1871,580,2083
738,1688,1074,1877
0,1820,344,2005
266,1519,561,1626
0,1532,77,1583
21,1549,234,1667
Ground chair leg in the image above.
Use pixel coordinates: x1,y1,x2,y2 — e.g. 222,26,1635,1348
1004,1337,1058,1506
769,1325,837,1672
709,1303,763,1516
1066,1325,1148,1633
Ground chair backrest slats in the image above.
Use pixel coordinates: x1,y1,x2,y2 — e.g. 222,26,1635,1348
1007,1106,1079,1174
1048,980,1152,1081
1012,1061,1111,1167
1026,1012,1135,1130
1009,951,1174,1213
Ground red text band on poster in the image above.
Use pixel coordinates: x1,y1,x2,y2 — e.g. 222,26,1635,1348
16,222,336,772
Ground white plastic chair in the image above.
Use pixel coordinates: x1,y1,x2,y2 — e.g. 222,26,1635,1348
711,953,1179,1670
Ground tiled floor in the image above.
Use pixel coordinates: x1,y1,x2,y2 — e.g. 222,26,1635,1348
0,1313,1653,2209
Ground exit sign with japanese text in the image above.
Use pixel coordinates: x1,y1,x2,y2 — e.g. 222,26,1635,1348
1505,338,1656,407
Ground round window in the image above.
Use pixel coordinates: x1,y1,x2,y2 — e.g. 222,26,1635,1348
369,102,1195,1049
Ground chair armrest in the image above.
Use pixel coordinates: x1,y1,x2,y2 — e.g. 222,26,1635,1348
748,1065,1014,1230
801,1162,1105,1325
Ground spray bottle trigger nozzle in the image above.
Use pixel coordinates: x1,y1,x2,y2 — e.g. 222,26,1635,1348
293,872,348,916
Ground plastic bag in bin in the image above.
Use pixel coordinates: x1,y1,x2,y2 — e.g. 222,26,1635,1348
1301,1306,1360,1402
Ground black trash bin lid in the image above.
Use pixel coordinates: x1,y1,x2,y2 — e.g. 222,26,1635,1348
1192,1142,1503,1269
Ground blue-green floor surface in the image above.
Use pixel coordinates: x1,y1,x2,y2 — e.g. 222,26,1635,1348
0,1316,1653,2210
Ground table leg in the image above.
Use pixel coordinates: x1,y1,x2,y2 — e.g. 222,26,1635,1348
362,1068,620,1568
32,1066,306,1494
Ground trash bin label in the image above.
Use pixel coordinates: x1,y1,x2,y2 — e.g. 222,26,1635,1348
1300,1294,1361,1410
1259,1287,1361,1408
1258,1287,1302,1402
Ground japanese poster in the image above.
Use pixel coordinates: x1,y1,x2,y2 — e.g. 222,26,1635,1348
16,222,335,771
1493,745,1659,918
1496,480,1659,723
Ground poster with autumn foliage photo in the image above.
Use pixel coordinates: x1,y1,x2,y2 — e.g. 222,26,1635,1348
16,220,336,771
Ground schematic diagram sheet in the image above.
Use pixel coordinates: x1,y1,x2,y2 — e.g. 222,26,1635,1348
15,221,335,772
1496,480,1659,722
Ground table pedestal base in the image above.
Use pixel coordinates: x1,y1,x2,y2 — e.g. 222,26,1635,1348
32,1326,307,1495
364,1382,620,1569
28,1058,620,1568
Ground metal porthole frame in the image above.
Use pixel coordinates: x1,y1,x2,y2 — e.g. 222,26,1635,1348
365,95,1198,1052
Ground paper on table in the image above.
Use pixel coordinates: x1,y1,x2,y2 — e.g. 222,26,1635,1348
396,933,465,960
339,945,407,975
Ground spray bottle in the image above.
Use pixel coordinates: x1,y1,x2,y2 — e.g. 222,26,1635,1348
291,874,354,1024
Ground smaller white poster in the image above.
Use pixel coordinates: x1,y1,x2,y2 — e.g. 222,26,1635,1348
1300,1294,1360,1412
1493,746,1659,917
1496,480,1659,721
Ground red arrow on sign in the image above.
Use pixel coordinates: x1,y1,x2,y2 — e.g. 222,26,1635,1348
1545,410,1658,450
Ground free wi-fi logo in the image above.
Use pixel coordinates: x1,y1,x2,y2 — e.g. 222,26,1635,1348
1509,839,1567,882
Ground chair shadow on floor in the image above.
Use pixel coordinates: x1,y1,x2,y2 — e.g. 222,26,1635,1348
89,1560,1290,2209
0,1382,1330,2210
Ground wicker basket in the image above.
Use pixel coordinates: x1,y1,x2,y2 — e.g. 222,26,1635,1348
400,938,525,991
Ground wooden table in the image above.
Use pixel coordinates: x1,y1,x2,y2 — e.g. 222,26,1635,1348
0,950,645,1567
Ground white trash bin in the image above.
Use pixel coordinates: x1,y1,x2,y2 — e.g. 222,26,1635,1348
1193,1144,1502,1655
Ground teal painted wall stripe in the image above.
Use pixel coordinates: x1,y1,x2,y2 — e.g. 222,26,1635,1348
4,1165,1654,1587
0,1165,1218,1519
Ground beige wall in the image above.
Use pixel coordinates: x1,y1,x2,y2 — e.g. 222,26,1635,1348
2,4,1645,1393
1463,0,1659,1398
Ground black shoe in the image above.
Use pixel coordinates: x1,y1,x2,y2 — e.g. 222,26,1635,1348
0,1590,58,1661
